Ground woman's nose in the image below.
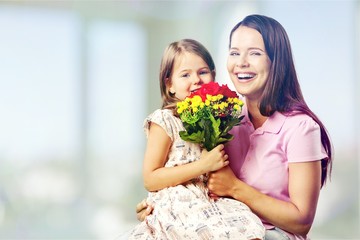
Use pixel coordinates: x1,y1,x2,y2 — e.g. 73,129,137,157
236,56,249,68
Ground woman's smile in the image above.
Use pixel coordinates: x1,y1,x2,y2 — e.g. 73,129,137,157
236,72,256,82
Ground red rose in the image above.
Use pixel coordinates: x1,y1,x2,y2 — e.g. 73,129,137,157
192,82,220,101
189,82,238,101
219,84,238,98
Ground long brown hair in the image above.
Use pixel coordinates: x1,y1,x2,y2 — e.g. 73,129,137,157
159,39,215,112
230,14,333,187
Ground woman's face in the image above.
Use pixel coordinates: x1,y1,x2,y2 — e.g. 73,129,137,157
169,52,214,100
227,26,271,101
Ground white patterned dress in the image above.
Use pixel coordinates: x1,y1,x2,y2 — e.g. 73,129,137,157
129,109,265,240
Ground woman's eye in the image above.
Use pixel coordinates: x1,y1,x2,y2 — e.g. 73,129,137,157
229,51,240,56
250,51,261,56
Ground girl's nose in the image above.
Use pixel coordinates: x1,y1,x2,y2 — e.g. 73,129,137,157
192,75,203,84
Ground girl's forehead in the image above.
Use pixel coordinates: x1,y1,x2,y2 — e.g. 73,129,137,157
173,52,206,69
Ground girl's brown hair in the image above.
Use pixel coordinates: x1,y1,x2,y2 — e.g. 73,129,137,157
159,39,215,111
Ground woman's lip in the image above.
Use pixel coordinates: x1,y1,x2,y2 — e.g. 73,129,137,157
234,73,255,82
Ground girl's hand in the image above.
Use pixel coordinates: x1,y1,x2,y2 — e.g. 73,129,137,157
136,199,153,221
207,166,238,197
200,144,229,172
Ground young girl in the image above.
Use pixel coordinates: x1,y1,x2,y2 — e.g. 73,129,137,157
129,39,265,239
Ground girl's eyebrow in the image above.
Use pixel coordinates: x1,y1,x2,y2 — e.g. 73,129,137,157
178,69,190,74
179,66,209,72
199,66,210,70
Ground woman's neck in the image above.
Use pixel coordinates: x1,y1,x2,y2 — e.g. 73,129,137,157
246,99,268,129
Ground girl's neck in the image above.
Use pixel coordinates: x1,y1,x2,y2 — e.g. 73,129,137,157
246,99,268,129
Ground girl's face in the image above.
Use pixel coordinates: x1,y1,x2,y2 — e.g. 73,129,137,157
169,52,214,100
227,26,271,101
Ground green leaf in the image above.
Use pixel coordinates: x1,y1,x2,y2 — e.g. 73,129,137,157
201,113,223,151
217,133,234,144
222,115,244,133
179,130,204,144
178,105,245,152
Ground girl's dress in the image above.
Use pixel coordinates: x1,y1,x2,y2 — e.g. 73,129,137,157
129,109,265,240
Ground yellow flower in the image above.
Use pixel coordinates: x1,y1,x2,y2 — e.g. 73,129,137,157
176,82,244,151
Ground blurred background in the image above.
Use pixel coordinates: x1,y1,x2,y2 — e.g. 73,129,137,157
0,0,359,239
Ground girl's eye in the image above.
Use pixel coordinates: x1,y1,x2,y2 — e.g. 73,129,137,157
199,70,210,75
181,73,190,78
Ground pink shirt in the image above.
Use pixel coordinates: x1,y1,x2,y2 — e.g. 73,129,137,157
225,105,328,240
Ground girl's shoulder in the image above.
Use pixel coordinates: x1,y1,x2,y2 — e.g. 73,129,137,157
143,109,179,140
146,109,175,121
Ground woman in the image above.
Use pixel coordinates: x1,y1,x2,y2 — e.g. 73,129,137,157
207,14,333,240
136,14,333,240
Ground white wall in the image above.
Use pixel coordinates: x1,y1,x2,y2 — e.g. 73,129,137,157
0,1,358,239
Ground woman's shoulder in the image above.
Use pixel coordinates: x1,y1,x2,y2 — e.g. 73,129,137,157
279,111,320,131
283,111,316,122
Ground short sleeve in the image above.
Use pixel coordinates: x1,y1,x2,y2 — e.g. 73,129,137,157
143,109,176,141
287,117,328,163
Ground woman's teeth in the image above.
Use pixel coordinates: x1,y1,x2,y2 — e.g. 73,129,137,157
237,73,255,80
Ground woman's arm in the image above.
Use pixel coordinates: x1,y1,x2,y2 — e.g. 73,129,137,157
143,122,229,192
207,161,321,236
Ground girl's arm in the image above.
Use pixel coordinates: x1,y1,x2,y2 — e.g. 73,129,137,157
143,122,228,192
207,161,321,236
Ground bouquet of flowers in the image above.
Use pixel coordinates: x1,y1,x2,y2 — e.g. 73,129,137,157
176,82,244,151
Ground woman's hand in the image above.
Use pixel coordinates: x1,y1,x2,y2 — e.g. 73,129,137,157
207,166,238,197
135,199,153,221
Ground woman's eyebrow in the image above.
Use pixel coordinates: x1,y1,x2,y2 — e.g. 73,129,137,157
248,47,266,52
229,47,265,52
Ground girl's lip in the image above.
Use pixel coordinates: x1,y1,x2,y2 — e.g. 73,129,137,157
190,88,200,93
